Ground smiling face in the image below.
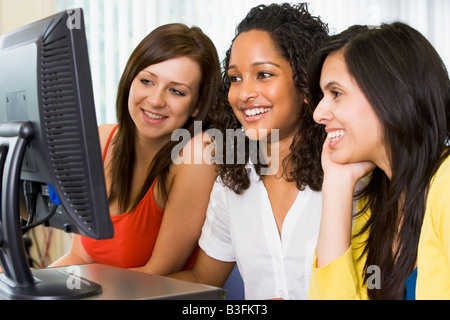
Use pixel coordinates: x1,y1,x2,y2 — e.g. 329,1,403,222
226,30,301,142
314,50,389,171
128,56,201,143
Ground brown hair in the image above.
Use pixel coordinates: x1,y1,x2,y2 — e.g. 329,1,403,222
109,23,222,213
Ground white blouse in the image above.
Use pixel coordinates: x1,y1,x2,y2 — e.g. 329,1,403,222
199,165,322,300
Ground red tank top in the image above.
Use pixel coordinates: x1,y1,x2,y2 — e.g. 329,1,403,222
81,125,198,269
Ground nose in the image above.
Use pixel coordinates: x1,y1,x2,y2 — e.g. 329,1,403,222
148,88,166,108
313,98,333,125
238,78,258,102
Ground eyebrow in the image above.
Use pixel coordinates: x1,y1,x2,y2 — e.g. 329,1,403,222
321,81,342,91
141,70,193,91
227,61,282,71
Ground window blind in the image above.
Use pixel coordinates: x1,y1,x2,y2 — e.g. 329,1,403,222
55,0,450,125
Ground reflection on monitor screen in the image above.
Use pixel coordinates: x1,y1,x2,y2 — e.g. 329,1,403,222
0,8,113,300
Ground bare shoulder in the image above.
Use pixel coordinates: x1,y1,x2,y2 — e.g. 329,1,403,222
168,131,218,190
173,131,216,167
98,124,118,151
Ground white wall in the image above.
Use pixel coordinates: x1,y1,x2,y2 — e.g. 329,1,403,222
0,0,55,34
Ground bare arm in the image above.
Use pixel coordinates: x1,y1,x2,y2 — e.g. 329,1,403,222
315,136,375,268
132,133,217,275
50,234,95,267
168,248,235,288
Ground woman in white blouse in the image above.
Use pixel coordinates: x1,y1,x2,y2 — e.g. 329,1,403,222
169,3,329,300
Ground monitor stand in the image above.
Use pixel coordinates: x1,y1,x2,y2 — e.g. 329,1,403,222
0,269,102,300
0,122,101,300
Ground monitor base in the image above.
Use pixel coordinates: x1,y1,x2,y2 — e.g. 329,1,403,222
0,268,102,300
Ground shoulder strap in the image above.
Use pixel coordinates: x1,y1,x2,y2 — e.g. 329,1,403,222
102,125,119,162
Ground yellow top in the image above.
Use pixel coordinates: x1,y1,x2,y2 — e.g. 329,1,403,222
308,156,450,300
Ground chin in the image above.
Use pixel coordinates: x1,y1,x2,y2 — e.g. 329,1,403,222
330,152,352,165
242,128,268,141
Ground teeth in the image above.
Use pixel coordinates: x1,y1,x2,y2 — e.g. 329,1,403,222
144,110,166,120
328,130,344,141
244,108,271,117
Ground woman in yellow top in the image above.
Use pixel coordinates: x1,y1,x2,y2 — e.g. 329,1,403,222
306,23,450,299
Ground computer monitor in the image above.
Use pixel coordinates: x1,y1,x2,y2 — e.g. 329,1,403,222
0,9,114,299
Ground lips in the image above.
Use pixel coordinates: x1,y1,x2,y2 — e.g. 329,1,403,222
327,129,344,147
244,107,271,117
143,109,167,120
241,106,272,121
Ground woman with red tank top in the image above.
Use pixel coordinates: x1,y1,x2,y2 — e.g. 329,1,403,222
51,23,223,275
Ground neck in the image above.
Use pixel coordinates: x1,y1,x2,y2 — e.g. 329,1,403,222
259,132,294,178
377,159,392,180
134,132,170,168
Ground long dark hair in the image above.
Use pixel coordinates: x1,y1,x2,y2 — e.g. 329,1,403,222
110,23,223,213
308,22,450,299
211,3,329,194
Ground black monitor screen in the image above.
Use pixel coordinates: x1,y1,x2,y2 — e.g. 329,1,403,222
0,8,113,299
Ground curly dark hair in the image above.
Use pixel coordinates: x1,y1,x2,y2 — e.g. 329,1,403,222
210,3,329,194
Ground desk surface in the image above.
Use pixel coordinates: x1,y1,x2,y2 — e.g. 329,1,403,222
0,264,224,300
53,264,225,300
